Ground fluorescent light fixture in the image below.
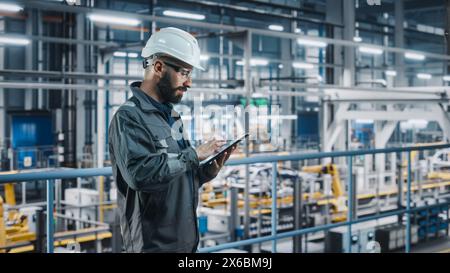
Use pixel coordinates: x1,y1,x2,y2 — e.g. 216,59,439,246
353,36,362,42
292,62,314,69
0,3,23,12
417,73,431,80
250,59,268,66
358,46,383,55
443,76,450,82
278,64,284,69
200,55,210,61
401,119,428,130
0,36,30,45
163,10,205,20
113,52,138,58
87,13,141,26
268,24,284,31
295,28,302,33
405,52,425,61
236,58,269,66
385,70,397,77
297,38,327,48
355,119,374,124
113,51,127,57
252,93,266,98
280,115,298,120
435,28,445,36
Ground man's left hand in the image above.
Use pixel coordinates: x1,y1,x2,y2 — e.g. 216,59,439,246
206,145,237,177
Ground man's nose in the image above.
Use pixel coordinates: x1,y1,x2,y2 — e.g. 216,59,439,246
183,77,192,87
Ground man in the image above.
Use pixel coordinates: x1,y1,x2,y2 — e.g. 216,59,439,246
108,27,235,253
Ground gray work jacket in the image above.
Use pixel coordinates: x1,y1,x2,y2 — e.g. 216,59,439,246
108,82,216,253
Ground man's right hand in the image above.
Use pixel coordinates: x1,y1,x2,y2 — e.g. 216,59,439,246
195,138,226,161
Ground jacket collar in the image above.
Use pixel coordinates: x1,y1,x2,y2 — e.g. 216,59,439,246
129,81,181,118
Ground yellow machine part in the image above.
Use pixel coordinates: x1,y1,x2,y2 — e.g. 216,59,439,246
4,184,16,206
428,172,450,180
5,230,112,253
302,164,344,198
0,196,6,252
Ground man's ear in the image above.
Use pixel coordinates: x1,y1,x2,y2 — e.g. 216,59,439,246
153,60,164,78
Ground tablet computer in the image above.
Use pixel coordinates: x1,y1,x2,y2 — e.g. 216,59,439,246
199,133,249,167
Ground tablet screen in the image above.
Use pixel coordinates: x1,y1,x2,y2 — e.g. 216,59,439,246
199,133,249,167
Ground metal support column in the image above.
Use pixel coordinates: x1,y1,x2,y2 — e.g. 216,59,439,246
339,0,355,154
46,179,54,253
397,152,403,223
406,151,412,253
271,162,278,253
293,175,302,253
347,156,353,253
229,186,238,242
76,12,87,159
0,18,4,144
343,0,355,88
243,30,252,246
97,59,105,223
395,0,406,87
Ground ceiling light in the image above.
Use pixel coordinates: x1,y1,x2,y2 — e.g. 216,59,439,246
87,13,141,26
0,36,30,45
443,76,450,82
385,70,397,77
113,51,127,57
236,58,269,66
268,25,284,32
356,119,374,124
358,46,383,55
163,10,205,20
405,52,425,61
0,3,23,12
353,36,362,42
417,73,431,80
292,62,314,69
297,38,327,48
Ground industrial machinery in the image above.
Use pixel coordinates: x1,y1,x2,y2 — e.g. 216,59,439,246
198,147,450,252
0,170,113,253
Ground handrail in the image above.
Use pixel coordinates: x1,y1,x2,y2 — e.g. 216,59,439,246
1,143,449,184
0,143,449,253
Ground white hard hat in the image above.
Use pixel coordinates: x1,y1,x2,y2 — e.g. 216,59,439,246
141,27,204,71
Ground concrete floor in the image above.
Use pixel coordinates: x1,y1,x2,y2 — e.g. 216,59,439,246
407,237,450,253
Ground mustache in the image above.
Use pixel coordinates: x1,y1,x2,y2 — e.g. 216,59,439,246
176,86,189,92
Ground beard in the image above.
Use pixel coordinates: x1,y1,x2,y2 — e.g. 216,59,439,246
157,72,186,104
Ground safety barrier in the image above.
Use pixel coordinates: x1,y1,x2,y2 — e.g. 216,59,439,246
1,143,449,253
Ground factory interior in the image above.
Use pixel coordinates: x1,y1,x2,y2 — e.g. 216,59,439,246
1,0,450,254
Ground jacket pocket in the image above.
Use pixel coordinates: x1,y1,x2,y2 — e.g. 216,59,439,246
150,125,183,155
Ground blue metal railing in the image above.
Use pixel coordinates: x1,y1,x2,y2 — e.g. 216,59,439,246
1,143,449,253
